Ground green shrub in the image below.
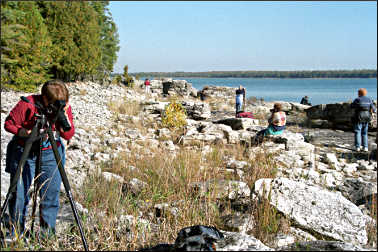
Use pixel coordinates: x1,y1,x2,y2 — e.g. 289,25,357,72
126,76,134,88
112,75,122,84
161,100,187,129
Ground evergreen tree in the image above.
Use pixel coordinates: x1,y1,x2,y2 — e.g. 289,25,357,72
39,1,76,81
71,1,101,80
40,1,102,81
90,1,120,82
1,1,52,91
123,64,133,87
1,1,26,87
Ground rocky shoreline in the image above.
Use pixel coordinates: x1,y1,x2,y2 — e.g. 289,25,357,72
1,79,377,250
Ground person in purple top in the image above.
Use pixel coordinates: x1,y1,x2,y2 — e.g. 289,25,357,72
351,88,376,152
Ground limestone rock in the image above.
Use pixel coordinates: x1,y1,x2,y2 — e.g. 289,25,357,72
214,117,260,130
277,240,365,251
254,177,368,245
215,231,273,251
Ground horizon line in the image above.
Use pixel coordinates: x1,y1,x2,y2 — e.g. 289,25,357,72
125,69,377,74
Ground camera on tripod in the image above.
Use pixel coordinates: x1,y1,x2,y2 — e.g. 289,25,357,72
1,95,88,250
46,100,71,132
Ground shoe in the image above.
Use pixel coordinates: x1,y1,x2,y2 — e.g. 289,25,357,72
355,147,361,152
363,147,368,152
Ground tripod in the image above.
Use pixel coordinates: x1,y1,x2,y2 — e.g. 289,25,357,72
0,98,88,251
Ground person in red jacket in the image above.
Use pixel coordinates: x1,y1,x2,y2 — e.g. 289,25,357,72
4,79,75,238
144,78,151,94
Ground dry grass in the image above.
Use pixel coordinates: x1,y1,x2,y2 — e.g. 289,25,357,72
107,99,141,117
203,96,234,111
2,93,291,250
366,195,377,247
1,140,284,250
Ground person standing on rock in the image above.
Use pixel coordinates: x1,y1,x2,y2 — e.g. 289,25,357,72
351,88,376,152
235,85,246,116
4,80,75,238
144,78,151,94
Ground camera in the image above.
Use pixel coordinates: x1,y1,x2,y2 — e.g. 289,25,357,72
46,100,71,132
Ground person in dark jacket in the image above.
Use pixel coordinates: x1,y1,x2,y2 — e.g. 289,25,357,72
235,85,246,116
300,96,312,106
351,88,376,152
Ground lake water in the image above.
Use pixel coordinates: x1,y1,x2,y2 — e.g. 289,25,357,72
175,78,377,105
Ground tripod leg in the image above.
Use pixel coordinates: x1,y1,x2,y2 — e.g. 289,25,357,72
1,125,40,236
31,138,42,234
46,126,88,251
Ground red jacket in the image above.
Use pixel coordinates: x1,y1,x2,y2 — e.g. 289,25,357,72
144,80,150,86
4,95,75,142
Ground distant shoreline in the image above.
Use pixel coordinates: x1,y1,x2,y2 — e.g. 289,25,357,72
126,69,377,79
147,77,378,80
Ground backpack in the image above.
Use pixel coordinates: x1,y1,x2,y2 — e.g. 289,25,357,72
357,110,371,123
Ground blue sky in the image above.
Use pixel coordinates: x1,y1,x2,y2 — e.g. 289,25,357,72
108,1,377,73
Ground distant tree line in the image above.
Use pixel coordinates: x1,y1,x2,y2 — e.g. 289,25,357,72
1,1,120,91
131,69,377,79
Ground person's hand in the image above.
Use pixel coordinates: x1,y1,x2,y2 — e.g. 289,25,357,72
63,103,71,121
18,128,31,137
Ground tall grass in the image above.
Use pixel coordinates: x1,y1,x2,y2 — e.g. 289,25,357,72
2,100,286,250
0,142,283,250
107,99,140,117
366,194,377,247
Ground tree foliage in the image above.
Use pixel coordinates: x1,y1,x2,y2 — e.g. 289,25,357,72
1,0,120,91
90,1,120,82
123,64,134,87
1,1,52,91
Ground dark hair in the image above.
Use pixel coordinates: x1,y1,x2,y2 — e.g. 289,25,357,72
41,80,69,103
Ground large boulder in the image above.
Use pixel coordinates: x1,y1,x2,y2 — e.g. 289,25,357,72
254,177,368,245
337,178,377,208
214,117,260,130
143,101,211,120
277,240,365,251
181,101,211,120
305,101,377,131
144,79,195,97
200,85,236,99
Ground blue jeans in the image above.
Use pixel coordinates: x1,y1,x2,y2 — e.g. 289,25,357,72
354,122,368,148
6,138,65,236
236,103,242,113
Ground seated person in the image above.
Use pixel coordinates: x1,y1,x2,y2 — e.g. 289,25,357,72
300,96,312,106
252,103,286,145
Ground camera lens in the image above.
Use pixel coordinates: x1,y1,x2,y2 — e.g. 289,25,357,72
57,110,71,132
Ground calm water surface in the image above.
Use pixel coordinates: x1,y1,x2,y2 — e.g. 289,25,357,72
176,78,377,105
